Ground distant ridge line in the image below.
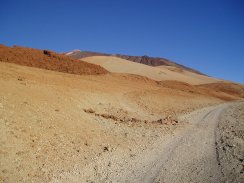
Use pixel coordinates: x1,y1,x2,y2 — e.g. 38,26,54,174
65,50,205,75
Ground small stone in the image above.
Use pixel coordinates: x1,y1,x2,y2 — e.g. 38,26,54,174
103,145,112,152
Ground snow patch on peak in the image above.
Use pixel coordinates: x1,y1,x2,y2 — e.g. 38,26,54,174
73,49,81,52
66,49,81,55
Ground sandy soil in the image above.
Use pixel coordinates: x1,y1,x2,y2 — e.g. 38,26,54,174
0,61,223,182
0,61,242,183
82,56,219,85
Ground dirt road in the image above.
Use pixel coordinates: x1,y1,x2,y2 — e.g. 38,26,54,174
152,104,230,183
93,102,242,183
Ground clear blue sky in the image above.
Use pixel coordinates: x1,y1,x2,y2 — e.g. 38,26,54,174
1,0,243,83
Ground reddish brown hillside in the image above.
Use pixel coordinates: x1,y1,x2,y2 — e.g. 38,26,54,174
198,82,244,98
0,45,108,75
159,80,241,101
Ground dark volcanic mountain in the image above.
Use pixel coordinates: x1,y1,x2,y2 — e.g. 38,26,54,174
115,54,204,75
65,50,204,75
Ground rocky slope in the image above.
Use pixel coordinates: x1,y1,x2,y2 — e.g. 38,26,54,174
0,45,108,75
216,102,244,182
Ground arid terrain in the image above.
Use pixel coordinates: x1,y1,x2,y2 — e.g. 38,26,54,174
0,45,243,182
65,50,204,75
216,102,244,182
81,56,219,85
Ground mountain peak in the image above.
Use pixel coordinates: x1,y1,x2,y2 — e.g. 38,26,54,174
65,49,81,55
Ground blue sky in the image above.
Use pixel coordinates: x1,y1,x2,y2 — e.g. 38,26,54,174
1,0,243,83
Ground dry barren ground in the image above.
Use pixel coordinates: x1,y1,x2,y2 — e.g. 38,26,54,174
0,61,242,182
153,102,244,183
216,102,244,182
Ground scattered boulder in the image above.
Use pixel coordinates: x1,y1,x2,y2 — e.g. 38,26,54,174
131,118,140,123
100,114,118,121
83,108,95,114
83,108,180,126
17,77,24,81
43,50,52,56
103,145,112,152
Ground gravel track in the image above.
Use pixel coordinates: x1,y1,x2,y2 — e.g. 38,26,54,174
106,102,242,183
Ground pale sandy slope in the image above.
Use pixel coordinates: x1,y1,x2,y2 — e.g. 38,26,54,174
82,56,219,85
